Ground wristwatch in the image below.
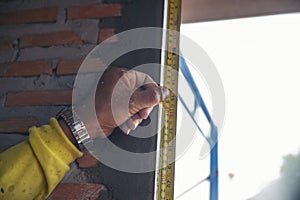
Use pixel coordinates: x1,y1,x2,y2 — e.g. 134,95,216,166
57,108,94,150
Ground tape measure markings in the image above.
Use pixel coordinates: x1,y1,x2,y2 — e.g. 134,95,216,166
157,0,181,199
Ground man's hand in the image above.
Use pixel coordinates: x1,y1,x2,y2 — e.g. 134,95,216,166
87,67,169,138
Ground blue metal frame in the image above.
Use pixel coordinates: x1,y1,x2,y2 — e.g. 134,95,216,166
178,55,218,200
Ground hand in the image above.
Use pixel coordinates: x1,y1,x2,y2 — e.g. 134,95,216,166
82,67,169,138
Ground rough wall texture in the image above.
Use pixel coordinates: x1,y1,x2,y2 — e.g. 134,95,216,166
0,0,122,132
0,0,164,199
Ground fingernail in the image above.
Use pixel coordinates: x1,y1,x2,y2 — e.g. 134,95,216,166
161,87,170,101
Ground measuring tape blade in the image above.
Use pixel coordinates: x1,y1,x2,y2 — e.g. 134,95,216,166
157,0,181,199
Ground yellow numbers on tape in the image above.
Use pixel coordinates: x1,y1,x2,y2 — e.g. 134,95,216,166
157,0,181,200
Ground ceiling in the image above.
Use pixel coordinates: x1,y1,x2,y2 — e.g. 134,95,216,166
181,0,300,23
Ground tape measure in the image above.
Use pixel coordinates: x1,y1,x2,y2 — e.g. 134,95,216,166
156,0,181,199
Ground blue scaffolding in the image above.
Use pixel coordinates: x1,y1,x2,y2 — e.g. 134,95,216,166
178,56,219,200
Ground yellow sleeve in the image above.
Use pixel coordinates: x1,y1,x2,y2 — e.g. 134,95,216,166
0,118,83,200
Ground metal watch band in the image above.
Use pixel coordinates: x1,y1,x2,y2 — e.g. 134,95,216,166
58,108,93,149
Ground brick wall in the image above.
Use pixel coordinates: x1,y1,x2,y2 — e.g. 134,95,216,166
0,1,121,134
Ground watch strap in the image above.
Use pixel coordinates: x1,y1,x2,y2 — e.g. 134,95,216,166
58,108,93,150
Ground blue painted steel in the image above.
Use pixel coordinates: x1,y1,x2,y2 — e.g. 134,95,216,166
209,125,218,200
179,56,212,123
179,55,218,200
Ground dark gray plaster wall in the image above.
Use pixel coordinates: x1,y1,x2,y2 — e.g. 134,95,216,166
90,1,165,199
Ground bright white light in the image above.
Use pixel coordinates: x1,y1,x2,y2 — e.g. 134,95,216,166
178,13,300,200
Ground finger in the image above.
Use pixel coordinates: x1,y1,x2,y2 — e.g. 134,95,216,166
128,114,143,130
120,113,143,135
138,107,153,119
119,69,169,110
139,116,151,126
138,107,153,127
130,84,170,112
120,123,131,135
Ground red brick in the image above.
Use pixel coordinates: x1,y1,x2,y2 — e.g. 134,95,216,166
67,4,122,20
0,37,13,50
19,31,83,48
56,59,106,75
56,60,83,75
98,28,118,43
76,150,99,168
51,183,107,200
0,61,52,77
0,118,38,133
5,90,73,106
0,7,57,25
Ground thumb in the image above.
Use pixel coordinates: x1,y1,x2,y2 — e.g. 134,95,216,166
130,83,170,112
